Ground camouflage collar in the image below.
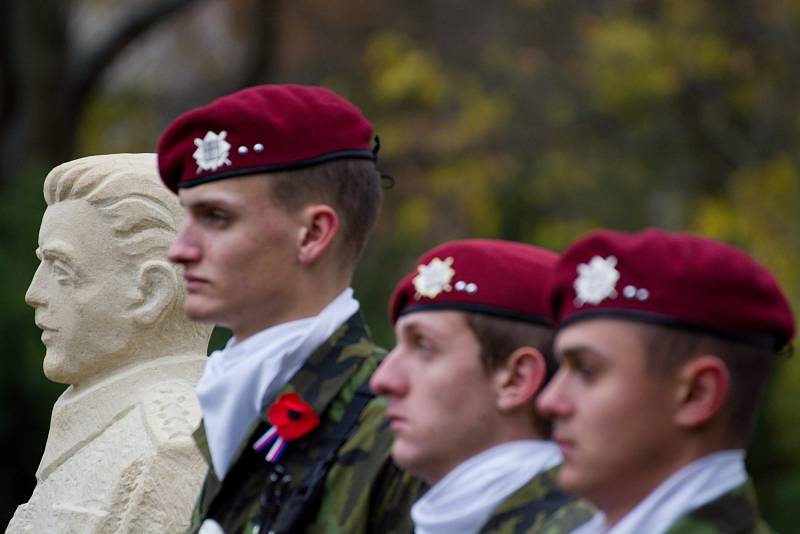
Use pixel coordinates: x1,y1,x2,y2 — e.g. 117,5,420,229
664,480,772,534
479,466,595,533
192,310,373,473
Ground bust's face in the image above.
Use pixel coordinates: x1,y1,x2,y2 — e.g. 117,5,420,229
26,199,137,385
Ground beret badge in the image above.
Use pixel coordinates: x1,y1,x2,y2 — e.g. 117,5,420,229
574,255,620,307
413,256,455,300
193,130,232,173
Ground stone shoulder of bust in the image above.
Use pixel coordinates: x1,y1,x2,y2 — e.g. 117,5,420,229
141,379,203,446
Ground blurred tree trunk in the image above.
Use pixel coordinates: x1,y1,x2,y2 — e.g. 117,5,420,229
1,0,72,181
237,0,282,88
0,0,201,187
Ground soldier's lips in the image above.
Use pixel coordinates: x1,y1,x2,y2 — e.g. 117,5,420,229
553,435,576,457
385,411,407,432
184,273,210,291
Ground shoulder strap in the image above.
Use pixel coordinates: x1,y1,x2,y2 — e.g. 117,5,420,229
274,380,375,533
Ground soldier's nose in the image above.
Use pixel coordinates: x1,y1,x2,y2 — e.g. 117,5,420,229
370,351,407,397
168,224,202,265
536,372,568,418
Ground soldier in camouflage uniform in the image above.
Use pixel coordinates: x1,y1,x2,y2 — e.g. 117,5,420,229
537,228,795,533
156,84,421,533
371,240,594,533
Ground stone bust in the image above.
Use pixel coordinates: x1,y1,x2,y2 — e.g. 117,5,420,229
7,154,211,533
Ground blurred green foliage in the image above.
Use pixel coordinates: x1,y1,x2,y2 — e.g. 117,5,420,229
2,0,799,529
0,163,66,519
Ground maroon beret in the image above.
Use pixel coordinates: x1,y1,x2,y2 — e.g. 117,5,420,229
390,239,559,325
550,228,796,349
157,84,376,192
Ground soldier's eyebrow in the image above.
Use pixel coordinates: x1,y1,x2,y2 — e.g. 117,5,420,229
556,345,609,365
188,199,226,210
395,322,432,348
395,321,418,340
398,320,441,340
186,194,246,211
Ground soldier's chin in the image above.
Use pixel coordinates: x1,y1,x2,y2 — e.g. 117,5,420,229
556,461,585,494
390,441,426,481
182,297,221,323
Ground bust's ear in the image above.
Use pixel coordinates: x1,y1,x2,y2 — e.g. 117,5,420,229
129,260,178,327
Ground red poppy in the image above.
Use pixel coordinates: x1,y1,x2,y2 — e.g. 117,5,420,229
267,392,320,441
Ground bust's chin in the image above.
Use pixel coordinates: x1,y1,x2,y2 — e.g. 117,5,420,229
42,353,74,385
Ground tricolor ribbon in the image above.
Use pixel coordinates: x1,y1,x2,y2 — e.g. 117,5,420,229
253,425,289,462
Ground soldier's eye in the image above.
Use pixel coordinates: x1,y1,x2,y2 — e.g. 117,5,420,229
414,334,434,353
561,353,599,383
571,359,598,382
205,209,229,225
195,206,232,228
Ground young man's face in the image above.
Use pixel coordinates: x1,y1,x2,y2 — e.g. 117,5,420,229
168,174,303,339
370,310,503,484
536,318,680,518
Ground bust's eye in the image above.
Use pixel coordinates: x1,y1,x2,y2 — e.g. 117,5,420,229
52,261,69,276
44,257,78,285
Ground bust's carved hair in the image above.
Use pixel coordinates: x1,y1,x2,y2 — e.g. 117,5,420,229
44,154,181,260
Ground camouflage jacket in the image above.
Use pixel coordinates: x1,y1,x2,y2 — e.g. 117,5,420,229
186,312,421,534
664,480,775,534
478,466,595,534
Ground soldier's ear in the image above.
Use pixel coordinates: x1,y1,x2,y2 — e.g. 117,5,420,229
494,347,546,412
673,355,729,429
129,260,178,327
296,204,338,265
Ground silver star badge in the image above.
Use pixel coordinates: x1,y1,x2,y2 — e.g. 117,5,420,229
574,255,620,306
193,130,232,173
413,257,456,299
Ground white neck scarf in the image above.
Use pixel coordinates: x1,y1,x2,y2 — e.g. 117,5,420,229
412,440,563,534
196,288,359,479
571,449,747,534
